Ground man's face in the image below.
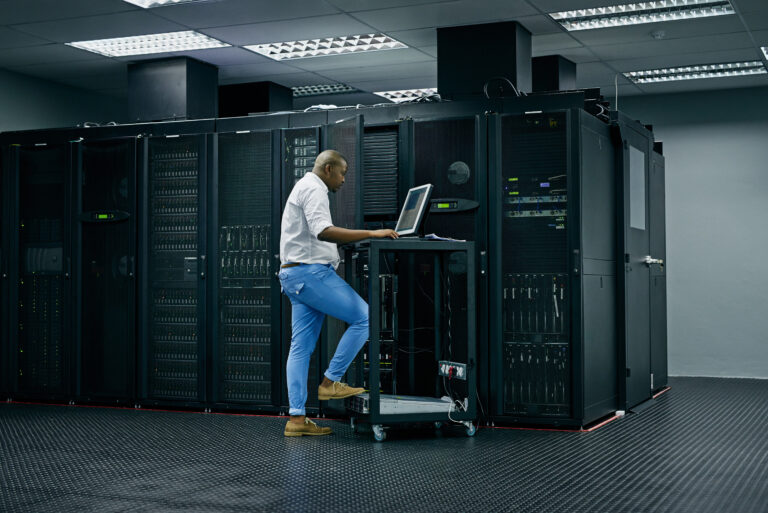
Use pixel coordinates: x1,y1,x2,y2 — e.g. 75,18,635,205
327,161,347,192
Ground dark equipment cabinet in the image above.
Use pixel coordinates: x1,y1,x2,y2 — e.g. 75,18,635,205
1,145,8,398
210,129,282,409
74,138,137,402
8,142,73,400
649,150,667,392
138,133,208,406
489,109,618,427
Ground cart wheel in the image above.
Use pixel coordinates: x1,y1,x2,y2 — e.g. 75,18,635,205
372,425,387,442
465,423,477,437
434,421,443,430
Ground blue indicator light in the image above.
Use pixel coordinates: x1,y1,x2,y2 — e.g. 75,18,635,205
540,182,550,188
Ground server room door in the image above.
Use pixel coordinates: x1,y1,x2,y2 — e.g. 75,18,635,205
619,128,653,409
212,130,281,409
11,143,72,399
76,138,136,402
141,134,207,406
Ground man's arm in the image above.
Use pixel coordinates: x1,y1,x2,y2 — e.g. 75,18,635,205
318,226,398,244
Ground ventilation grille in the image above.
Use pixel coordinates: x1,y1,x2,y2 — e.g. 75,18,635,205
363,127,398,217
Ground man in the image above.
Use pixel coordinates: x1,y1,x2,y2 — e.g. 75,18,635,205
278,149,398,437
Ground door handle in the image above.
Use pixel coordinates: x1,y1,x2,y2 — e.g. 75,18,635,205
643,255,664,266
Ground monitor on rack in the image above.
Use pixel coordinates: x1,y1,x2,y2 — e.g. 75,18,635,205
394,184,433,236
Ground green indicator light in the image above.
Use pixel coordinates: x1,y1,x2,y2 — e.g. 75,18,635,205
508,177,518,182
509,191,519,195
437,203,451,209
98,214,109,219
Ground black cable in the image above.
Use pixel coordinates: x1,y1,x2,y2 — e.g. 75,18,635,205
483,76,520,99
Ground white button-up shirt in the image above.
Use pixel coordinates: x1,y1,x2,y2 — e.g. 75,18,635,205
279,172,340,269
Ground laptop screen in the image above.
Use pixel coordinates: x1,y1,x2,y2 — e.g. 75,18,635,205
394,184,433,236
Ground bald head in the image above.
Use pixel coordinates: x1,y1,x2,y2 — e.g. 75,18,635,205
313,149,348,192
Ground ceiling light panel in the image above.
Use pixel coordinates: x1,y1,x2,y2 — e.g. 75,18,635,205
762,47,768,60
292,84,357,97
123,0,208,7
373,88,438,103
244,34,407,61
550,0,735,31
66,31,230,57
624,61,767,83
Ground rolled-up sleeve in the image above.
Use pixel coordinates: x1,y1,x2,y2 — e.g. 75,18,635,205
301,186,334,238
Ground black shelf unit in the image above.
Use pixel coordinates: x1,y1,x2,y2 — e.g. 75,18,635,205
489,108,618,427
209,127,283,411
74,137,138,404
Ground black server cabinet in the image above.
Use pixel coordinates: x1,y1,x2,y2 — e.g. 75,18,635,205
8,143,73,400
210,129,282,410
406,115,490,411
139,134,208,406
1,146,7,398
74,138,137,403
279,126,321,412
489,109,618,427
649,150,667,392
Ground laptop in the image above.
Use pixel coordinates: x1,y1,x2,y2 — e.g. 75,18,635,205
394,184,433,236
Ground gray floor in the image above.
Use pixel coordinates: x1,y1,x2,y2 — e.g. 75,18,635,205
1,377,767,513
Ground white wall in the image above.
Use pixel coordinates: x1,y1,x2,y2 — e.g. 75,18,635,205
0,68,125,133
620,86,768,378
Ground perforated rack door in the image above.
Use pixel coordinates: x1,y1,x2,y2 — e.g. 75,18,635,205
77,138,136,401
214,131,277,406
14,144,72,398
144,135,206,403
499,112,571,418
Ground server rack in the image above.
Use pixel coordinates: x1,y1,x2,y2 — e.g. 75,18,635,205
74,137,138,403
278,124,322,412
1,145,8,398
489,109,618,427
209,128,283,410
7,141,74,400
138,132,209,407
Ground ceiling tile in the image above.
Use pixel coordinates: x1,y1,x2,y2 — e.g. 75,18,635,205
386,28,436,48
742,10,768,31
222,72,336,88
750,30,768,45
570,16,747,47
217,61,306,80
352,0,538,32
0,0,135,25
532,33,583,54
532,0,621,12
577,62,632,87
56,72,127,91
421,45,437,58
149,0,339,28
0,43,103,68
0,27,52,49
732,0,768,11
590,32,754,60
286,48,432,72
345,76,437,92
600,83,644,99
12,11,187,43
201,14,373,46
514,14,564,35
325,0,451,12
324,61,437,82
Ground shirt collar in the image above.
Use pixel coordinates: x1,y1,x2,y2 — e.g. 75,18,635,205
306,171,328,193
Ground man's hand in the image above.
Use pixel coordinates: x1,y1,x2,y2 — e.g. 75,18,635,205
370,229,399,239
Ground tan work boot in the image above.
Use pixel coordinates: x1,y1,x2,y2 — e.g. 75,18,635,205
284,417,332,437
318,381,365,401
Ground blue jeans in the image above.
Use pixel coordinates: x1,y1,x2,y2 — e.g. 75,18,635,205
278,264,369,416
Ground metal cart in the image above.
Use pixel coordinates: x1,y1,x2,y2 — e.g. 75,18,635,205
343,239,477,441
